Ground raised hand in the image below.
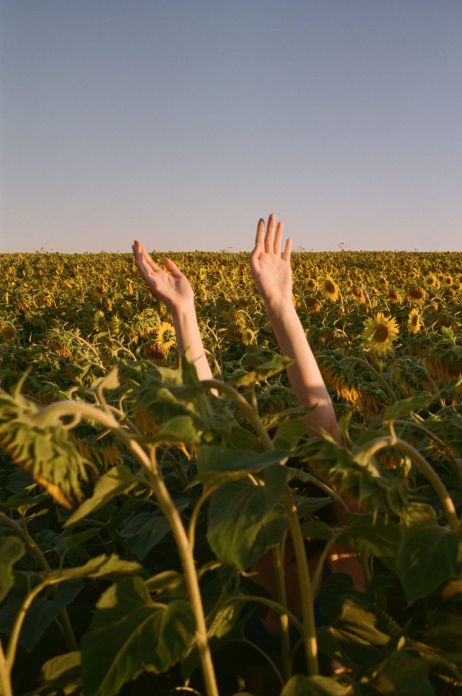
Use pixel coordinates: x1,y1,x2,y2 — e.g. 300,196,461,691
132,240,194,313
249,213,293,309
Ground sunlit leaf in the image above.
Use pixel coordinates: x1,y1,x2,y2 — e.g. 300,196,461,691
65,464,138,526
383,392,434,421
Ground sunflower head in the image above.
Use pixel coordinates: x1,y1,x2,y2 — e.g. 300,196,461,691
362,313,399,354
424,272,439,289
0,323,17,341
240,327,257,346
407,308,423,334
407,285,426,304
305,278,318,292
321,276,340,302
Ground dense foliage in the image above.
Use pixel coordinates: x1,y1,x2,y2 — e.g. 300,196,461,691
0,250,461,696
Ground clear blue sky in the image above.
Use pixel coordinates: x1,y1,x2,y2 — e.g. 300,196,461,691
1,0,461,252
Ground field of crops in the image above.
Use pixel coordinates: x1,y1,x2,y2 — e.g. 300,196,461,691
1,250,462,696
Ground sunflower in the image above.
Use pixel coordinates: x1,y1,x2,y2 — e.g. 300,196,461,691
144,321,176,359
407,308,423,334
240,327,257,346
351,285,366,303
362,313,399,354
407,285,426,304
388,286,402,303
423,272,439,289
0,323,17,340
304,278,318,292
321,276,340,302
109,315,122,335
156,321,175,348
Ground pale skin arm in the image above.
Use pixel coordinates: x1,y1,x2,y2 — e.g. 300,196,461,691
249,215,365,592
132,240,214,382
249,214,341,442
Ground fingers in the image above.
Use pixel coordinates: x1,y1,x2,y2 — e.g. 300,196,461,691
253,218,265,254
132,241,166,292
163,257,183,278
273,220,284,255
282,236,292,262
264,213,276,253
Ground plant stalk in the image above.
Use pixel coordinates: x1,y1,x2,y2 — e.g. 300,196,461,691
0,640,13,696
273,543,292,681
358,435,458,532
33,400,220,696
201,379,319,675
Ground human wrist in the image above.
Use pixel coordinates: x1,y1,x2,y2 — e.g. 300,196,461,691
170,299,197,321
263,295,295,318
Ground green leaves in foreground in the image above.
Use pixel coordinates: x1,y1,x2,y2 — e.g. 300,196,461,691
0,388,89,508
396,520,458,603
81,576,196,696
207,463,288,570
64,464,138,527
0,534,25,602
280,674,350,696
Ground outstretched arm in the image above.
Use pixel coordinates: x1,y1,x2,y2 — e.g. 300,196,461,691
132,240,214,382
249,214,341,442
250,216,365,590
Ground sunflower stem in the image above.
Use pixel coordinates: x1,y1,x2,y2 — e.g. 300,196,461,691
357,435,458,532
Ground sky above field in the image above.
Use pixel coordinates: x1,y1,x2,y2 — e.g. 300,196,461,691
1,1,461,253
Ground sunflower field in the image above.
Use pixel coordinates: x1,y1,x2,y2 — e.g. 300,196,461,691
0,250,462,696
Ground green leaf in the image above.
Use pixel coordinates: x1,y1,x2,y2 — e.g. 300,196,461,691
317,574,397,668
207,464,288,570
197,446,288,483
234,355,293,387
397,522,458,602
81,576,195,696
40,651,81,693
424,610,462,661
371,651,435,696
0,535,25,602
301,520,334,542
43,554,142,585
400,502,437,527
93,367,120,391
261,404,315,431
21,581,83,652
0,389,89,508
338,515,401,569
118,512,171,560
147,414,201,445
65,464,138,526
145,570,186,598
383,392,434,421
300,435,407,515
208,602,241,640
280,674,351,696
274,418,307,449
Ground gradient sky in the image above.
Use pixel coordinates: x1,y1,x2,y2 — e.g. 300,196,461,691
1,0,461,252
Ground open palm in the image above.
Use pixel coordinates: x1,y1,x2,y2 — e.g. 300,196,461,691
132,240,194,312
249,214,293,307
